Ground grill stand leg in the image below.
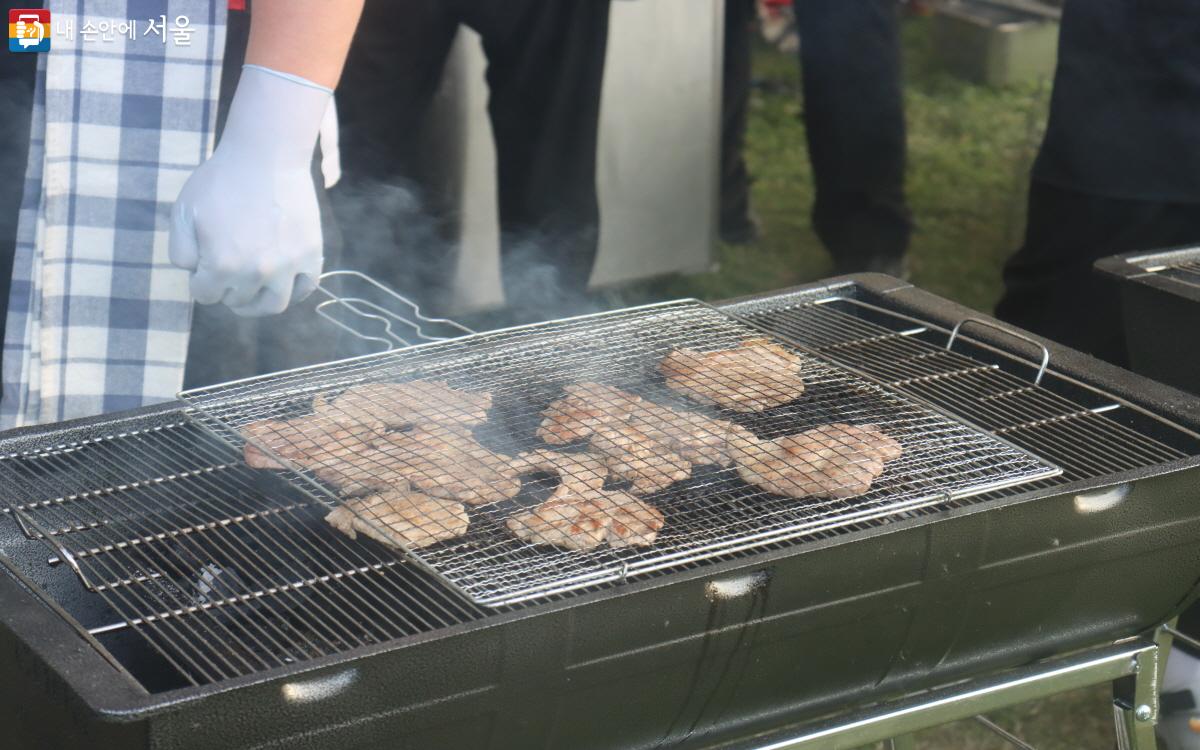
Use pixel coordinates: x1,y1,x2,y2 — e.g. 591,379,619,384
886,736,916,750
727,638,1160,750
1114,629,1165,750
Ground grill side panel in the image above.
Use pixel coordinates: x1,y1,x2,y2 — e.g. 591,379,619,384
0,569,149,747
1120,280,1200,396
6,464,1200,749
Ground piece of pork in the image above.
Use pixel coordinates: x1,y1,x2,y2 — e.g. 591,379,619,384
326,489,470,550
589,422,692,494
659,338,807,413
371,423,521,505
241,416,379,472
506,484,665,550
626,399,755,467
314,380,492,430
536,383,645,444
510,449,609,493
730,423,903,499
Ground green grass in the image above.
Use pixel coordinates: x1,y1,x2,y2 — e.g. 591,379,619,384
623,16,1052,315
623,16,1120,749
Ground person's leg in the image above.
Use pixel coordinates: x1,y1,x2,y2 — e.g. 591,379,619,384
794,0,911,274
465,0,611,321
720,0,759,245
995,180,1200,367
330,0,460,312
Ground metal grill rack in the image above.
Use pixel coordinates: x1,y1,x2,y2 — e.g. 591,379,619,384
1,421,484,688
729,293,1192,497
180,301,1059,607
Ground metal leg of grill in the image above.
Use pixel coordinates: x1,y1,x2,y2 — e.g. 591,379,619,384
1113,628,1166,750
723,638,1159,750
973,715,1038,749
885,735,917,750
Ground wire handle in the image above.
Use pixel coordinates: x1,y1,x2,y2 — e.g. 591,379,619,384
312,270,475,350
946,317,1051,386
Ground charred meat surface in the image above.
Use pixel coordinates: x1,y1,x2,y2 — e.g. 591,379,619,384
511,449,609,493
626,399,755,467
506,485,665,550
660,338,807,412
315,380,492,429
537,383,645,444
372,423,521,505
241,417,380,472
590,422,692,494
326,489,470,549
730,423,903,499
538,382,751,470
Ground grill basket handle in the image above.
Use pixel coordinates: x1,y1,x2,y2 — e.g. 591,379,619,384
312,270,475,350
946,317,1051,386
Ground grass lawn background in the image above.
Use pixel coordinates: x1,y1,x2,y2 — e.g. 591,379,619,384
628,15,1121,750
625,16,1052,316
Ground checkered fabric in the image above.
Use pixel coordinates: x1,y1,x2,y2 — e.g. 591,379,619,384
2,1,227,427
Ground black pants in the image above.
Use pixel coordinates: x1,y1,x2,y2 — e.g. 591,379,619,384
995,179,1200,367
720,0,756,233
332,0,611,318
794,0,911,272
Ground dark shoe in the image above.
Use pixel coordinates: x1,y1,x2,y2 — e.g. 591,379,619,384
720,213,762,245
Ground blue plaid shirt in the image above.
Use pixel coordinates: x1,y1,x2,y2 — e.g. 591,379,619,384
2,0,227,426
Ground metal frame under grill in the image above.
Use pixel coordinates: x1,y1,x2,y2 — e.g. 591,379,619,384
177,300,1059,607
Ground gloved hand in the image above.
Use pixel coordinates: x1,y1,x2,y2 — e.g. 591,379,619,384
169,65,331,317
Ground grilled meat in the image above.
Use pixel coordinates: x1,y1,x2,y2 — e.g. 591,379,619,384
326,489,469,549
307,438,409,496
537,383,645,444
241,417,380,472
242,413,516,503
590,422,691,494
506,484,665,550
660,338,806,412
730,423,903,499
372,423,521,505
626,399,754,467
538,382,751,471
511,449,609,493
315,380,492,429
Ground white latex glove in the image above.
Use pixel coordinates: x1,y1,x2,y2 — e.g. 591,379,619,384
169,65,331,317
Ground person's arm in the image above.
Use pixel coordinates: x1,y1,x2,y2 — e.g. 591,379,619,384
245,0,363,87
168,1,364,317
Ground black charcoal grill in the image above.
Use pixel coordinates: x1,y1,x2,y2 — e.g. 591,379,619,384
2,273,1200,749
1097,246,1200,396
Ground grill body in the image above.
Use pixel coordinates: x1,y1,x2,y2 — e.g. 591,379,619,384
1097,246,1200,395
4,274,1200,749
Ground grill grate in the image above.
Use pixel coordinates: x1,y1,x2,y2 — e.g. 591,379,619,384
2,422,484,688
1,293,1193,691
730,294,1190,492
179,301,1059,607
